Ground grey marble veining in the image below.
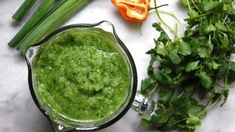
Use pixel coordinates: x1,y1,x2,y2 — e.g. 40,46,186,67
1,0,235,132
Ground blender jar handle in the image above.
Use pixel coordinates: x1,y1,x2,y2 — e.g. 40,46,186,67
131,92,155,115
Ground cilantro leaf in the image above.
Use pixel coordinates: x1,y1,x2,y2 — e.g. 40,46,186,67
185,61,200,72
169,50,181,64
177,39,192,56
196,71,213,90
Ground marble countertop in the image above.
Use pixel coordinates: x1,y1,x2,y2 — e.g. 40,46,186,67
1,0,235,132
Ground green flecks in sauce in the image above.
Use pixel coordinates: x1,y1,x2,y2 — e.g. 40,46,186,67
33,28,131,121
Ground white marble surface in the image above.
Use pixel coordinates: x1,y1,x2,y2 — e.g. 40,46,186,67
0,0,235,132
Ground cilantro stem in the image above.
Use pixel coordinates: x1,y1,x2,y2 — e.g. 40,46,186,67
190,84,199,97
210,78,228,107
220,76,229,106
157,10,182,25
149,10,182,26
175,24,179,39
190,0,201,13
184,12,211,21
148,4,169,11
217,83,224,88
186,0,192,11
153,0,176,34
224,77,228,90
177,91,185,98
222,15,228,24
147,88,157,99
138,22,143,35
205,80,218,107
211,94,222,107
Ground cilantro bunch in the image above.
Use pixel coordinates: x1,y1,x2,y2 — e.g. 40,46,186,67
141,0,235,131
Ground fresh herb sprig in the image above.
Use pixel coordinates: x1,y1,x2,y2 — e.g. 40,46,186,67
141,0,235,131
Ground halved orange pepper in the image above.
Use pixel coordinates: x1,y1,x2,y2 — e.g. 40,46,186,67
112,0,151,22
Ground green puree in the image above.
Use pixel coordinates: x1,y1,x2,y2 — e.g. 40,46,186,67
33,28,131,121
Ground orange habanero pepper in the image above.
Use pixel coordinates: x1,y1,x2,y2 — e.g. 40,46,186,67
111,0,151,22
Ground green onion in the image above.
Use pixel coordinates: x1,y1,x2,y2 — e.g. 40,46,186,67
16,0,91,53
43,0,68,17
12,0,37,21
9,0,56,47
